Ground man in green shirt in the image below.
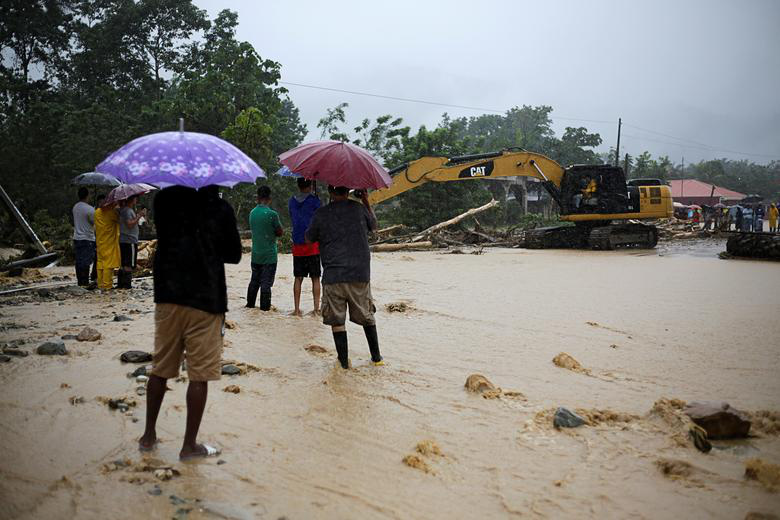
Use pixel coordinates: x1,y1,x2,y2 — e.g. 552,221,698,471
246,186,283,310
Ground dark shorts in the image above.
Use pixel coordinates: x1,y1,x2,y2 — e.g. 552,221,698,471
293,254,321,279
120,242,137,269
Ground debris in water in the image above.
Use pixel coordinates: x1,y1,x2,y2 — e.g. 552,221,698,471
552,352,591,375
415,440,443,457
385,302,412,313
304,344,328,355
655,458,694,479
69,396,85,405
464,374,502,399
649,398,711,453
745,458,780,492
224,319,238,330
402,454,432,474
684,401,751,439
223,385,241,394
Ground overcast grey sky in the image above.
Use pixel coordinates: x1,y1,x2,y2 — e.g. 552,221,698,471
200,0,779,164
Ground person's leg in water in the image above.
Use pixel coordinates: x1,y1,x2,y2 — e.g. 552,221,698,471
179,380,210,459
312,276,321,315
332,325,349,369
259,263,277,311
293,276,304,316
363,324,383,365
246,263,261,308
139,374,167,450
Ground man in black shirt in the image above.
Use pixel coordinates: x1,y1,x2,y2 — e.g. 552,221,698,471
305,186,383,369
139,186,241,459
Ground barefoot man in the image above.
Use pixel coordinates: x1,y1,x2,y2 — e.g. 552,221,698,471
288,177,321,316
305,186,383,368
139,185,241,459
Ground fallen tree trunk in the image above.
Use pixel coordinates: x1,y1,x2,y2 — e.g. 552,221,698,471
374,224,406,235
371,241,434,253
412,199,499,242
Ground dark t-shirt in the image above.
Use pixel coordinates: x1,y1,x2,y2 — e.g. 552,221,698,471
153,186,242,314
305,199,377,284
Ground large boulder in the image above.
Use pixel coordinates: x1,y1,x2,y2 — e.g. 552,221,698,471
76,327,101,342
684,401,751,439
554,407,586,428
37,340,67,356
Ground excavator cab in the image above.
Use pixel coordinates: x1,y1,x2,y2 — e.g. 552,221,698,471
559,165,631,216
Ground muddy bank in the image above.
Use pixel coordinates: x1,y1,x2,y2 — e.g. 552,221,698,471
0,247,779,518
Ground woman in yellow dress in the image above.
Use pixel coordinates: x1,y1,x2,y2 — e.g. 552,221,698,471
94,196,120,290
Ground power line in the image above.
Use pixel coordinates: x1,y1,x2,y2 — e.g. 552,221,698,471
279,81,614,126
280,80,778,160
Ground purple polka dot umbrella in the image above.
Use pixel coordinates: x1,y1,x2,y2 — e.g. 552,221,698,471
96,131,266,189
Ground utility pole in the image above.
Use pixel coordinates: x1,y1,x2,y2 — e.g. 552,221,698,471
614,118,622,166
624,153,630,177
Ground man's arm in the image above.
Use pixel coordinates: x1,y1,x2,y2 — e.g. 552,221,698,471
124,208,146,227
359,192,377,232
219,203,242,264
305,210,320,244
274,213,283,237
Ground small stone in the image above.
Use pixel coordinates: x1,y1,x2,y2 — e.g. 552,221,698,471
64,286,88,296
148,486,162,496
136,375,149,383
3,348,29,357
224,320,238,330
69,396,85,405
76,327,101,342
553,407,586,428
37,340,67,356
37,288,53,297
128,365,149,378
60,334,78,340
216,459,226,465
136,386,147,396
684,401,751,439
113,314,133,322
223,385,241,394
154,469,174,481
221,364,241,376
120,350,153,363
0,354,11,363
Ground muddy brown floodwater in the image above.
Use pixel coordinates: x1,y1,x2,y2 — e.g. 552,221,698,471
1,245,779,519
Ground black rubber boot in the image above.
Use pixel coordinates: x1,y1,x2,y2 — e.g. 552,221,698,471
363,325,382,363
76,266,89,286
333,331,349,369
259,290,272,311
246,285,259,308
117,270,131,289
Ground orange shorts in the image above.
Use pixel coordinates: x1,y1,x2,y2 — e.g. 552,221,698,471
152,303,223,382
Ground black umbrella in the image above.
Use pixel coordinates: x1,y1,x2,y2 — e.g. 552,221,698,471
71,171,121,187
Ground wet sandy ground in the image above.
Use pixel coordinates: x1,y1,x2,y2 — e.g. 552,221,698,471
1,244,779,519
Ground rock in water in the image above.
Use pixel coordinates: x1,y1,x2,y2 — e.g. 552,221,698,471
113,314,133,322
464,374,496,393
684,401,751,439
223,385,241,394
2,348,28,357
76,327,102,342
221,364,241,376
554,407,586,428
120,351,153,363
37,340,67,356
552,352,590,374
128,365,149,378
0,354,11,363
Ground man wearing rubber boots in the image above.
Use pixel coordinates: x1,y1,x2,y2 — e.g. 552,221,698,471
305,186,383,368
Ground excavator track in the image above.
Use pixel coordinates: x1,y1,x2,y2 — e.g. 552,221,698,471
588,224,658,250
525,226,588,249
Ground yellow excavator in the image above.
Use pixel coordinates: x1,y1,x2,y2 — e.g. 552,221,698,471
368,150,673,249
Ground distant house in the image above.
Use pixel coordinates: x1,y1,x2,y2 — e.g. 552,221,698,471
669,179,745,206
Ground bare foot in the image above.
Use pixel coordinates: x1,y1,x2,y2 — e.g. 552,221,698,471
138,434,157,452
179,443,221,460
308,309,321,317
290,309,303,317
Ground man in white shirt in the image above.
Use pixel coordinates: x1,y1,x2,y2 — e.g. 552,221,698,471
72,187,96,286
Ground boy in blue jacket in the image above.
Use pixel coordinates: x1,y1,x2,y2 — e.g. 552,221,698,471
288,178,321,316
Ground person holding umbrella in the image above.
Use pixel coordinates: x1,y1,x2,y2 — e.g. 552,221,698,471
71,187,97,287
94,195,121,291
97,128,262,459
280,140,392,368
118,195,146,289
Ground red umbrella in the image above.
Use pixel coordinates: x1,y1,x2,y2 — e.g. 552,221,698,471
278,140,392,189
104,183,157,206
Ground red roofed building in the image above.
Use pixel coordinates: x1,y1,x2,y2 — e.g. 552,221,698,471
669,179,746,206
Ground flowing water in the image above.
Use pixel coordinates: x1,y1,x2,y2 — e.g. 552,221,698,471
1,245,779,519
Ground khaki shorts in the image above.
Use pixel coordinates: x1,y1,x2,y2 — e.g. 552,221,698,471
321,282,376,327
152,303,223,382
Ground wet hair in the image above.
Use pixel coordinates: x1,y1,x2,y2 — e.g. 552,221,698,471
78,187,89,200
297,177,312,190
257,186,271,200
